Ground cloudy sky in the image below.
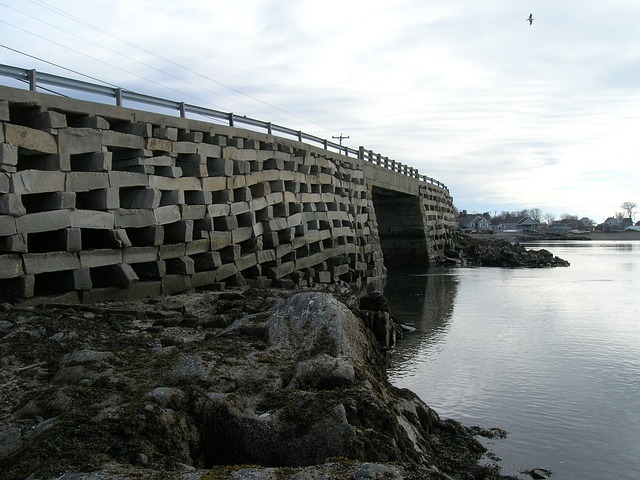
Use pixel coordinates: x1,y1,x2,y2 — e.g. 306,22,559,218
1,0,639,222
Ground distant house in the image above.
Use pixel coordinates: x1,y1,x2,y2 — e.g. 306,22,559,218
457,214,491,231
603,217,620,232
548,221,573,233
578,217,595,231
492,216,539,233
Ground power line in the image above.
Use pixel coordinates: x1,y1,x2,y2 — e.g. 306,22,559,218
23,0,339,135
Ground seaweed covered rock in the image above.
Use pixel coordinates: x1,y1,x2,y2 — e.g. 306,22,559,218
455,235,570,267
0,290,512,479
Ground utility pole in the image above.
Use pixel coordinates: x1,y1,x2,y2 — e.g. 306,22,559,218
332,133,349,146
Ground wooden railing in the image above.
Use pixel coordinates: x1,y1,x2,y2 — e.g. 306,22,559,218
0,63,448,191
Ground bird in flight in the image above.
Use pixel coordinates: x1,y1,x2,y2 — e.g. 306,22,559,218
526,13,534,25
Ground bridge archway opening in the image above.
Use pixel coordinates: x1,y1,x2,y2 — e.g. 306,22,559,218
371,186,430,270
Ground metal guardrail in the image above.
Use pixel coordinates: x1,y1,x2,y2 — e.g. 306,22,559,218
0,63,448,191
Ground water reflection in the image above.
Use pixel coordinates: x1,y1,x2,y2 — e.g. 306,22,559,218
384,267,459,370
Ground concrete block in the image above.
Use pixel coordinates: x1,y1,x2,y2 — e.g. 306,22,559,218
165,220,194,243
115,209,156,228
214,263,238,281
231,226,252,244
154,205,181,225
0,254,24,278
186,238,211,256
192,251,222,271
191,270,218,288
28,110,67,129
16,209,72,233
63,228,82,252
131,260,166,280
19,154,71,171
0,144,18,166
126,225,164,246
71,151,112,172
180,204,207,221
210,231,232,250
80,249,123,268
73,116,110,129
214,215,238,230
8,274,35,298
155,166,183,178
159,243,186,260
149,175,201,191
0,194,26,216
76,188,119,210
161,274,193,295
153,127,178,141
101,130,145,149
11,170,66,194
173,142,197,154
114,122,151,138
207,204,230,218
197,143,221,157
268,261,295,280
178,162,208,177
0,172,9,194
202,176,228,192
120,187,161,209
0,215,18,236
235,253,257,272
0,100,9,122
91,263,139,288
123,246,159,264
58,127,102,154
166,256,195,275
230,201,250,216
23,251,81,274
21,191,76,212
109,171,149,188
66,172,110,192
71,210,115,229
4,123,57,154
0,233,27,253
207,158,233,176
66,268,92,291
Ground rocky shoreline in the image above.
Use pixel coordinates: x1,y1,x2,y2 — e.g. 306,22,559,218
447,234,570,268
0,285,524,480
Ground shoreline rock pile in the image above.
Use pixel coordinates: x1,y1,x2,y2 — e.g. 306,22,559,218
448,235,570,268
0,288,517,480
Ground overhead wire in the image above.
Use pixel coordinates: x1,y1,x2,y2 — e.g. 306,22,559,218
0,2,308,128
20,0,340,135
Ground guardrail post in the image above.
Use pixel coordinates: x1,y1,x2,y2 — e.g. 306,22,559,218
115,88,123,107
324,139,329,150
358,146,365,160
297,131,302,142
179,102,186,118
28,69,37,91
267,122,272,135
228,113,234,127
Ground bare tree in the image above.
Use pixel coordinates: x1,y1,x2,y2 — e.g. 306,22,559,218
529,208,543,222
544,212,556,224
561,213,578,220
621,201,637,221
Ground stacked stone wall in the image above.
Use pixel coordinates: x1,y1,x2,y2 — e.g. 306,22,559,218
0,92,386,303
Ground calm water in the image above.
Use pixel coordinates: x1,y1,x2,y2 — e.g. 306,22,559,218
386,241,640,480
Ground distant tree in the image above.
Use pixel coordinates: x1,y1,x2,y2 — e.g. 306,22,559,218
621,201,637,220
615,212,625,224
544,213,556,224
529,208,543,222
560,213,578,220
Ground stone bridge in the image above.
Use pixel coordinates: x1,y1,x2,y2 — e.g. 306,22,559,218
0,85,456,303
